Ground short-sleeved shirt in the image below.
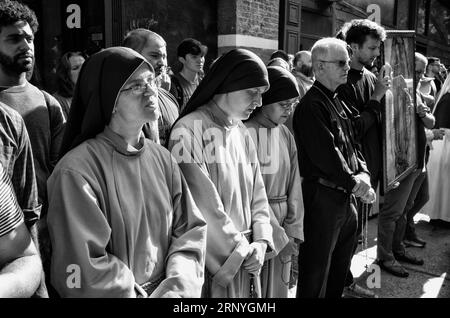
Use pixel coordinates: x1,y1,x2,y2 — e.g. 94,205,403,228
170,73,201,112
0,82,65,213
0,102,40,225
0,163,24,237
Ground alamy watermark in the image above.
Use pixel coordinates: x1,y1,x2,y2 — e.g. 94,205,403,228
169,120,282,174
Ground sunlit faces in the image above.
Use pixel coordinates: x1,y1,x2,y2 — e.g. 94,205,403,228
262,97,299,125
319,46,351,88
352,36,381,68
223,86,269,121
114,64,160,124
180,53,204,73
140,40,167,76
69,55,85,85
0,21,35,74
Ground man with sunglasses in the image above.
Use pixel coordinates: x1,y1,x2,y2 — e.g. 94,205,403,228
293,37,375,298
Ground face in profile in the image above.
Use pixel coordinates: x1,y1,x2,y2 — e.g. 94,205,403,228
223,86,268,121
320,45,351,87
415,60,426,83
354,36,381,68
140,40,167,77
69,54,85,85
181,53,205,73
114,64,160,125
262,97,299,125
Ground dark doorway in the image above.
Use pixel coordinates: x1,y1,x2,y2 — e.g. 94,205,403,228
279,0,302,54
60,0,105,56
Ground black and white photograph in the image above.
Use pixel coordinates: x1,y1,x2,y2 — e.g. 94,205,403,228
0,0,449,304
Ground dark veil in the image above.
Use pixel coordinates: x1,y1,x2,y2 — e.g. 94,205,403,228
262,66,299,106
59,47,151,158
180,49,269,118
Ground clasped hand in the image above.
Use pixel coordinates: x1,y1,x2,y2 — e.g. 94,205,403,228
243,241,267,275
278,238,299,262
352,173,376,204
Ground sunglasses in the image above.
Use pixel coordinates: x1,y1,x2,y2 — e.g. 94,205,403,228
318,59,351,68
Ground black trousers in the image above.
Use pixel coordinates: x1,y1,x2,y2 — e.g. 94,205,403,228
297,182,357,298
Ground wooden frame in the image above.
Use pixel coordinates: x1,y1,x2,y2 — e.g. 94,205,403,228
380,30,418,193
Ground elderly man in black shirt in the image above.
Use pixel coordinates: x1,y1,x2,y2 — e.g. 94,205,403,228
293,37,375,298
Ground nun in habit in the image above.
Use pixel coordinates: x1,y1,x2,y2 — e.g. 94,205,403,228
245,66,304,298
168,49,274,298
47,47,206,298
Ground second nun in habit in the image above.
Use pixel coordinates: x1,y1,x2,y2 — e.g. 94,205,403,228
168,49,274,298
245,66,304,298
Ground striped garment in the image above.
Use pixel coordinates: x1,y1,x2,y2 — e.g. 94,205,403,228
0,164,24,237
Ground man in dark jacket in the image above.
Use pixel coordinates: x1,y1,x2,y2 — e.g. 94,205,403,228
294,37,375,298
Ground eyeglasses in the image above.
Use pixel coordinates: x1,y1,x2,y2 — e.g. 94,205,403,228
120,78,157,95
279,100,298,110
318,59,351,68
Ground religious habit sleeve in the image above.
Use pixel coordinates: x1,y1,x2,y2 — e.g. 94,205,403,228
47,169,136,298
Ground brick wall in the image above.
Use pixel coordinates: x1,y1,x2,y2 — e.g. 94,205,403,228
218,0,279,63
236,0,279,41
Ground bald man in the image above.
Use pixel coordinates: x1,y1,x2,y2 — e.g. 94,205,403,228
286,51,314,133
293,51,314,97
293,38,375,298
267,57,290,71
123,29,179,147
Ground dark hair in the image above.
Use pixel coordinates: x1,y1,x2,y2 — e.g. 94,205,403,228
0,0,39,33
177,38,206,58
270,50,290,63
340,19,386,47
56,52,85,98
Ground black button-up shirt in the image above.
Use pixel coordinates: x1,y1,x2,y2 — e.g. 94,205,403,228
293,81,370,193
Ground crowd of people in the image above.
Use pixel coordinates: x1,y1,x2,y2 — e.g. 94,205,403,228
0,0,449,298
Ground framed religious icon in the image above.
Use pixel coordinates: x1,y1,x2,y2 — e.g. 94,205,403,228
380,30,418,193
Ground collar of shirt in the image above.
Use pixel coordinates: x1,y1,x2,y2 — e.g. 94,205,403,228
0,81,28,93
314,80,339,100
101,126,146,156
253,110,278,129
349,68,364,77
205,100,240,129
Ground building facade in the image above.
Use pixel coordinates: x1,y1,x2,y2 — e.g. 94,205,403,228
20,0,450,91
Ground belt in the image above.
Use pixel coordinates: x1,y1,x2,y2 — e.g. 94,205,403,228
315,177,348,194
268,195,288,204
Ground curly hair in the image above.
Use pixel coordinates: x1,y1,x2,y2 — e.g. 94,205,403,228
56,52,84,98
340,19,386,47
0,0,39,33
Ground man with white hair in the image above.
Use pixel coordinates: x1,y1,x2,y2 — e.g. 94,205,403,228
293,37,375,298
402,53,441,248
